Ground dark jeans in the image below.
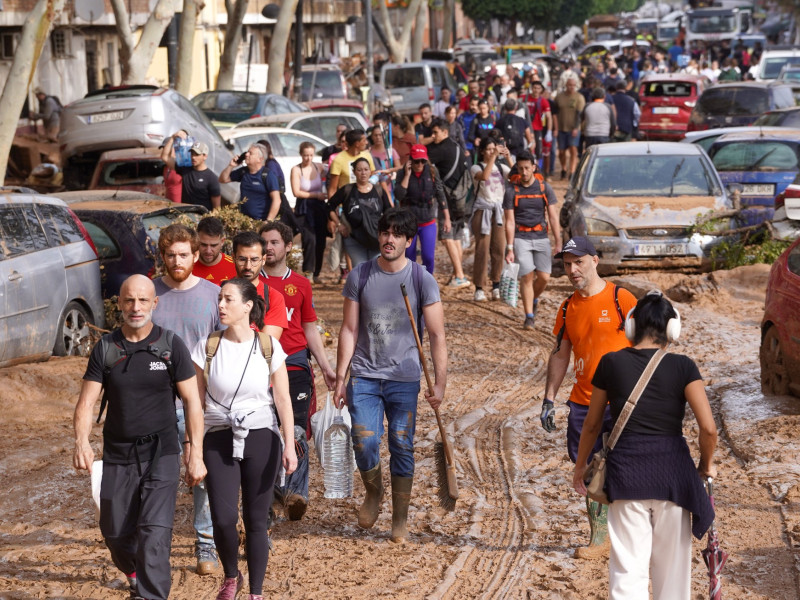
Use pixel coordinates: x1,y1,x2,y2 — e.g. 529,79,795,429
100,454,180,600
566,400,613,464
584,136,610,148
204,427,281,596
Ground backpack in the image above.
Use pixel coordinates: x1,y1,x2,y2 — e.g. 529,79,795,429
261,169,300,234
440,143,472,221
203,330,272,389
499,115,525,152
553,284,625,354
357,258,426,339
342,183,383,250
96,327,178,423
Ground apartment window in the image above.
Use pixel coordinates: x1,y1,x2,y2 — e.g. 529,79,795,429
51,30,71,59
1,33,17,59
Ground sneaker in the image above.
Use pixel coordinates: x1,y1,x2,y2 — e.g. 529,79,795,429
215,571,244,600
313,275,322,284
523,316,536,330
196,543,219,576
285,493,308,521
491,288,501,301
127,573,141,600
474,289,487,302
560,169,567,180
249,596,264,600
447,277,470,288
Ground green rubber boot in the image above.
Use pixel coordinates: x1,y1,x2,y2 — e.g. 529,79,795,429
575,495,610,559
357,464,384,529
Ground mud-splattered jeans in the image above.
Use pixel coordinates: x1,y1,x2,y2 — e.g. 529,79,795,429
346,377,420,477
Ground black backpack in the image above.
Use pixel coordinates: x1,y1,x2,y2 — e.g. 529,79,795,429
95,327,178,423
498,115,525,153
342,183,383,251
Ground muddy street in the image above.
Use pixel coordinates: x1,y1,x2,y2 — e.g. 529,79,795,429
1,245,799,598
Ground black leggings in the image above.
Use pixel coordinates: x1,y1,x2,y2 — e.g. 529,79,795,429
204,428,281,595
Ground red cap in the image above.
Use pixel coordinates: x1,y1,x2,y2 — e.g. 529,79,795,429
410,144,428,160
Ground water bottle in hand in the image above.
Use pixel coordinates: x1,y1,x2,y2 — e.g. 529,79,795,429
323,415,354,498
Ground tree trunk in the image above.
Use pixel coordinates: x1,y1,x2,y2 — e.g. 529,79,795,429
217,0,249,90
411,2,426,62
0,0,66,184
176,0,202,95
109,0,176,84
441,0,453,50
266,0,299,94
376,0,425,62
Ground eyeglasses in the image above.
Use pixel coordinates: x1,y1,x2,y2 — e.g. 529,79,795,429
235,257,262,265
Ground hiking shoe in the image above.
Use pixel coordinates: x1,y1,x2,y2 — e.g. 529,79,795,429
560,169,567,180
523,316,536,330
491,288,501,301
215,571,243,600
474,289,487,302
195,543,219,576
313,275,322,284
447,277,470,288
285,493,308,521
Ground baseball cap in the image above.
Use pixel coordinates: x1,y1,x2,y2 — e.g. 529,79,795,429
410,144,428,161
555,236,597,259
190,141,209,155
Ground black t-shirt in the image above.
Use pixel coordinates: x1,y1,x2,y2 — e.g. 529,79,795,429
415,121,433,139
468,115,495,144
176,166,221,211
502,177,557,240
426,138,464,186
84,326,195,464
592,347,702,436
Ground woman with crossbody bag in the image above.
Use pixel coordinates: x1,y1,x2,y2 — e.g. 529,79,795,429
572,291,717,600
469,137,510,302
191,278,297,600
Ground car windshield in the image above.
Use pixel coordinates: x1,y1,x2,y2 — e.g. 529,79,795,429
688,14,736,34
711,141,800,172
587,154,717,196
142,212,204,245
642,81,694,97
194,92,258,113
696,87,769,117
384,67,425,89
779,70,800,82
754,111,800,127
301,71,344,101
763,56,800,79
100,160,164,186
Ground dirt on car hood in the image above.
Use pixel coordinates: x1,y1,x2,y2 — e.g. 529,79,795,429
591,194,720,222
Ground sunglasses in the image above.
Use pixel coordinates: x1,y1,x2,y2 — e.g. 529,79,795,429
412,159,426,164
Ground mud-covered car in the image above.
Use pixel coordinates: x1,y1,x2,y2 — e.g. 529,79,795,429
560,141,732,274
760,236,800,397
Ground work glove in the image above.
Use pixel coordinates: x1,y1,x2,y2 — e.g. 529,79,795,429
544,130,553,143
540,399,556,432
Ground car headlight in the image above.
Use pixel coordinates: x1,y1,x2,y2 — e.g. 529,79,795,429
584,218,619,236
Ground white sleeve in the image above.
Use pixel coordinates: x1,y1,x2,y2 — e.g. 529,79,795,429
191,338,208,370
268,336,288,375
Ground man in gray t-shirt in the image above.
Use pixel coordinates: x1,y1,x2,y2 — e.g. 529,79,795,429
150,224,221,576
335,207,448,544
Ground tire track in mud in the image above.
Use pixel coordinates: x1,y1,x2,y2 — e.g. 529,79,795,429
428,299,552,599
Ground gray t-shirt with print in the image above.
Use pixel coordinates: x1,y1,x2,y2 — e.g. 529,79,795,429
342,258,441,382
152,277,221,350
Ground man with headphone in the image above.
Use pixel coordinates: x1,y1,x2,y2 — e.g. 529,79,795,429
542,236,637,558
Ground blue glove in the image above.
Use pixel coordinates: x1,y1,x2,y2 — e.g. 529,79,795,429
540,399,556,432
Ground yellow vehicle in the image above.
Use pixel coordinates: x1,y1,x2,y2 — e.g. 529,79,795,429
498,43,548,60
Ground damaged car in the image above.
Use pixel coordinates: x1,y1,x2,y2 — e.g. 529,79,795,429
560,141,733,274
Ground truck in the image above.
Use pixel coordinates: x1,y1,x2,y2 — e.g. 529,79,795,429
685,6,752,44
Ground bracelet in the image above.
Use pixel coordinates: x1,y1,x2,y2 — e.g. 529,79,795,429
506,244,514,251
182,440,191,445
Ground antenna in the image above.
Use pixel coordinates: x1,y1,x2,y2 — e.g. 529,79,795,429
74,0,105,22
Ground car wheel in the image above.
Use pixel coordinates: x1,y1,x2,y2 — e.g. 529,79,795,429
54,302,93,357
760,326,790,396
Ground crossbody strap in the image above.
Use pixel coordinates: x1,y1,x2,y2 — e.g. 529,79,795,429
606,348,667,451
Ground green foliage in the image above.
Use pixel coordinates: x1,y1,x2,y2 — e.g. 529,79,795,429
461,0,559,26
710,233,791,270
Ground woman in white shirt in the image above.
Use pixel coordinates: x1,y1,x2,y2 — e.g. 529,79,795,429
192,278,297,600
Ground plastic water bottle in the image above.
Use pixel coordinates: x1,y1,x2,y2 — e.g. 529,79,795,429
461,226,471,249
174,135,194,168
322,415,354,498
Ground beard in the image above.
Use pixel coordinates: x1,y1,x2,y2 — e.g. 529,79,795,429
166,264,192,283
123,310,153,330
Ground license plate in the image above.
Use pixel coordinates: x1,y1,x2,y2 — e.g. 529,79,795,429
742,183,775,196
653,106,679,114
634,243,688,256
88,111,124,124
391,95,403,103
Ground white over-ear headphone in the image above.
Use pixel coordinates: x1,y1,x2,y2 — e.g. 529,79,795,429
624,290,681,343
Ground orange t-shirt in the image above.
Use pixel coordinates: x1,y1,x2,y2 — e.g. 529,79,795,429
193,254,238,284
552,282,637,406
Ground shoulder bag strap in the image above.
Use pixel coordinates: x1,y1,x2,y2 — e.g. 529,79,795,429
605,348,667,451
442,143,461,183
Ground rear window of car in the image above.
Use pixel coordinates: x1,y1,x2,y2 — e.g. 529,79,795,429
642,81,694,97
302,71,345,100
100,160,165,186
0,205,45,258
37,203,85,246
142,211,204,245
762,56,800,79
384,67,425,89
587,154,717,196
194,92,258,113
696,87,769,117
711,141,800,172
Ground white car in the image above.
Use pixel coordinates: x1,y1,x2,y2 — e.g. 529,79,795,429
221,127,328,208
231,111,369,146
753,48,800,81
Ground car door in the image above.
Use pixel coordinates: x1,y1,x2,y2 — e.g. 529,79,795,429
782,243,800,368
0,204,65,361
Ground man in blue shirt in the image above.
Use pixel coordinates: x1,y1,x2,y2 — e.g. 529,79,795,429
219,143,281,220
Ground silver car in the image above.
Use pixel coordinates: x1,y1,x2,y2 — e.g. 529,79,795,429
0,189,104,367
560,142,732,274
59,85,237,202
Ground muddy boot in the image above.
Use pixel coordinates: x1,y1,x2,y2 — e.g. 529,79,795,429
358,464,384,529
390,476,413,543
575,496,610,559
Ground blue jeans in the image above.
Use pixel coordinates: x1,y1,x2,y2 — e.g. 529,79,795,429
343,236,379,268
177,408,215,548
346,377,420,477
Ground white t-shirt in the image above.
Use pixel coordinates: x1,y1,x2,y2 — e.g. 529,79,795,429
191,333,287,430
471,162,510,210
